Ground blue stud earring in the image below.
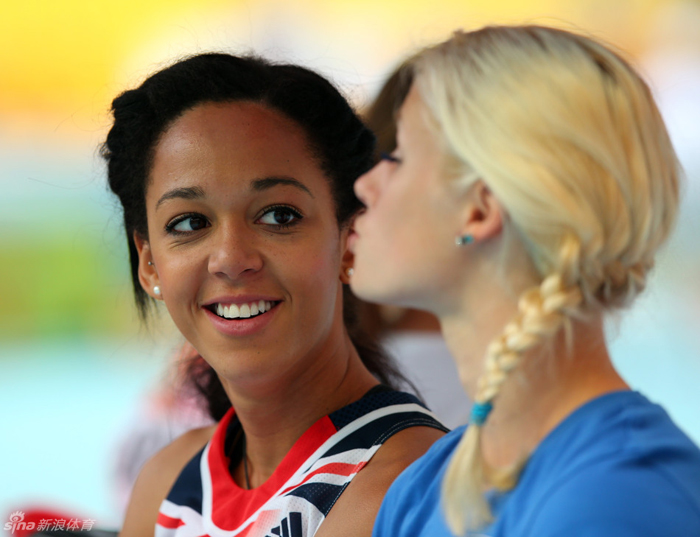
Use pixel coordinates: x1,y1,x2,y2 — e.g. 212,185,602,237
455,235,474,246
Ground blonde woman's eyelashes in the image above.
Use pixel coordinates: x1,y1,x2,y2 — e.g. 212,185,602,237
380,152,401,164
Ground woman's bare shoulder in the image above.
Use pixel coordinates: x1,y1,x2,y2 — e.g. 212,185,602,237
119,424,217,537
316,425,445,537
372,424,446,468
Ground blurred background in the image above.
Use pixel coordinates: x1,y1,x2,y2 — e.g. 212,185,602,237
1,0,699,529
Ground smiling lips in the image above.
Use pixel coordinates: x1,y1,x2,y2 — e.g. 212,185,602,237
213,300,275,320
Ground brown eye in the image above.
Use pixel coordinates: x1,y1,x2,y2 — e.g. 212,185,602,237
166,214,210,234
258,206,303,228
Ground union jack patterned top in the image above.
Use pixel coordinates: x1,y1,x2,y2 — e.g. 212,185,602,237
155,386,448,537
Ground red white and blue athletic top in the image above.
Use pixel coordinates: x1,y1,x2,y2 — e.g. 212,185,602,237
156,386,448,537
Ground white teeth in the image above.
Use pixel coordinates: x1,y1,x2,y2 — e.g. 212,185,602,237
214,300,275,319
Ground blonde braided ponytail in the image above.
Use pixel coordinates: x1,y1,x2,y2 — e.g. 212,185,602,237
442,235,584,534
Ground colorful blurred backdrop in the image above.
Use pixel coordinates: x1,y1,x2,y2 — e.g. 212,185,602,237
2,0,699,529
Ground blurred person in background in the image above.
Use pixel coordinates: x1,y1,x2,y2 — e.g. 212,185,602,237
350,25,700,536
360,60,470,429
102,52,446,537
112,344,214,514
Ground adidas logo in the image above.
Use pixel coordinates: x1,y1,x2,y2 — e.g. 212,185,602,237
266,512,302,537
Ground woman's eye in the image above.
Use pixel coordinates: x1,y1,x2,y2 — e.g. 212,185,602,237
380,151,401,164
166,214,210,234
258,206,302,228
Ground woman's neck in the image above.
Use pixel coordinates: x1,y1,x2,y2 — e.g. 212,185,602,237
441,308,628,471
220,330,378,488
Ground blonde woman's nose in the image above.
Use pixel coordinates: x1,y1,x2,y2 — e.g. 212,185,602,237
354,161,383,207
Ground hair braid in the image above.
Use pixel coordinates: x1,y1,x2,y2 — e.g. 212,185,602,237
443,234,584,534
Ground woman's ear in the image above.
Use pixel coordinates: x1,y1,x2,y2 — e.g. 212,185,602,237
133,232,162,300
457,180,504,243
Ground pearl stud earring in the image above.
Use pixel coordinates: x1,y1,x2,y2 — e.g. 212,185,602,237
153,286,161,296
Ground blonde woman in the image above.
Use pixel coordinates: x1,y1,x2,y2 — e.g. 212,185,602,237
349,26,700,536
360,59,472,430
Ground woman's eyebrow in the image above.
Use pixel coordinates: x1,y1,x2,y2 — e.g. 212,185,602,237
251,176,314,198
155,186,206,211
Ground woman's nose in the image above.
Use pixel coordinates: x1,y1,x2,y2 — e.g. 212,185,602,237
207,224,264,280
354,161,383,208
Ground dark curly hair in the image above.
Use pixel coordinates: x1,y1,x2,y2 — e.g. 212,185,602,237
102,53,409,420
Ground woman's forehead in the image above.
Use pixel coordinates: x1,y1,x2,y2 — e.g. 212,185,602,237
148,101,331,202
160,101,309,151
396,86,435,146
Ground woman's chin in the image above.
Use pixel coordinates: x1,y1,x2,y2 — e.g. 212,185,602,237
349,271,383,302
350,272,408,309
